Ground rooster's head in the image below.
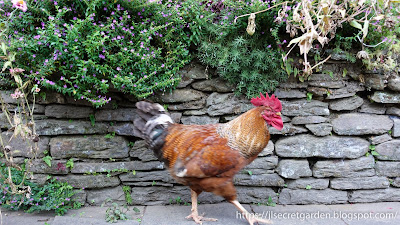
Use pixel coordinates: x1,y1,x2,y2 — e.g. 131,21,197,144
250,93,283,130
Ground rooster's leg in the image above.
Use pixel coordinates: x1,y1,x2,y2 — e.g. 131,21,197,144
231,200,272,225
186,189,218,224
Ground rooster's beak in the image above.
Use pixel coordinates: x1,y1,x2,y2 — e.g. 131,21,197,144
276,112,282,116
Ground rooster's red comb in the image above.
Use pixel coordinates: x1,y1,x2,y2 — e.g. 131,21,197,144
251,92,282,112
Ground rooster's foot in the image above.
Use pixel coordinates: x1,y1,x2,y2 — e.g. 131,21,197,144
186,213,218,224
246,216,273,225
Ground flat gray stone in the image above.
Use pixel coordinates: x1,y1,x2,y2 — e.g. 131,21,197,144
291,116,328,125
182,109,207,116
36,119,108,135
276,159,312,179
2,132,49,158
392,177,400,187
179,61,209,80
269,123,308,136
308,73,343,81
206,93,235,106
273,88,306,98
305,123,333,136
286,178,329,190
236,186,278,204
325,82,365,99
9,104,45,114
71,189,87,204
108,122,140,137
130,186,195,205
278,76,309,88
0,90,18,104
307,86,329,97
350,188,400,203
313,156,375,178
29,173,49,186
332,113,393,135
375,161,400,177
27,159,69,174
388,76,400,92
387,107,400,116
330,176,390,190
181,115,219,125
176,76,194,88
363,73,387,90
50,135,129,159
308,80,345,88
234,173,285,187
86,186,125,206
329,96,363,111
129,140,158,162
244,155,278,170
156,88,206,103
281,100,330,116
307,72,346,88
275,134,369,158
192,78,234,92
32,92,66,104
393,118,400,137
375,140,400,160
258,141,274,156
95,108,136,121
360,100,386,114
167,99,206,110
279,189,348,205
120,170,176,184
45,105,93,118
206,93,253,116
170,112,182,123
55,174,120,189
371,91,400,103
71,161,164,173
369,134,393,145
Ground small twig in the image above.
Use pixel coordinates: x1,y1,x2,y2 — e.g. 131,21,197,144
357,35,385,48
234,1,291,23
310,55,332,71
282,44,297,61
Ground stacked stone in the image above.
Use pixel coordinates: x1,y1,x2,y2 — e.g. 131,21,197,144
1,60,400,206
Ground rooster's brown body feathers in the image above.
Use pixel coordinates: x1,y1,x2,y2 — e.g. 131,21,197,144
134,100,275,224
134,102,270,200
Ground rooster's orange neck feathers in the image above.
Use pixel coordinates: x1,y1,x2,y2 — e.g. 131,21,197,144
217,107,270,158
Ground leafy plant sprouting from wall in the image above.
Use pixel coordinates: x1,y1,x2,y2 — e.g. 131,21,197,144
236,0,400,81
0,1,80,215
192,0,287,98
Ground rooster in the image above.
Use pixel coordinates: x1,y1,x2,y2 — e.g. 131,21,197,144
134,93,283,225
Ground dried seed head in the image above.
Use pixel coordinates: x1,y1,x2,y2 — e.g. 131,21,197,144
32,135,40,142
246,13,256,36
357,50,369,59
4,145,12,152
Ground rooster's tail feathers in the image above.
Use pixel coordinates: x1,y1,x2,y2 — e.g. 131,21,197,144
134,101,172,158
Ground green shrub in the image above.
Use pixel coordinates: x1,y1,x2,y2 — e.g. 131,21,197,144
5,0,190,107
186,0,287,97
0,163,81,215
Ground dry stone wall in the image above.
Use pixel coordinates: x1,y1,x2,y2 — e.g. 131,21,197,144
1,60,400,206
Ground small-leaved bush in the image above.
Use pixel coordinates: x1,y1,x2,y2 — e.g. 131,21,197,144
4,0,190,107
188,0,287,97
0,163,81,215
